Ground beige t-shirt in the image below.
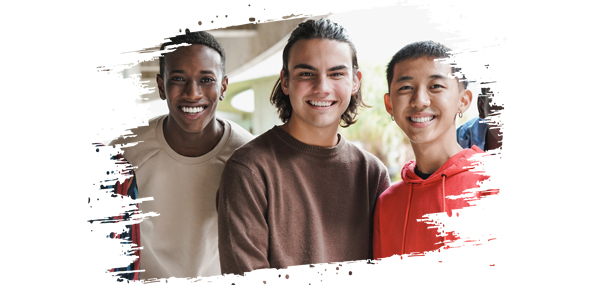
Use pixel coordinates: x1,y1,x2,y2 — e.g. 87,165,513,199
112,115,254,279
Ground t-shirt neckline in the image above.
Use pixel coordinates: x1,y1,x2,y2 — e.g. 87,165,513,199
156,115,231,165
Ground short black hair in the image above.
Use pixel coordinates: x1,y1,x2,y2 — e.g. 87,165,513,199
159,29,226,77
270,18,366,128
385,40,467,92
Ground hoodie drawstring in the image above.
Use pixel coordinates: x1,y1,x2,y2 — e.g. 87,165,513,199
402,183,413,255
442,174,447,216
441,173,448,249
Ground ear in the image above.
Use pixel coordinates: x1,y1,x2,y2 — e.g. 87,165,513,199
156,74,166,100
352,69,362,95
384,93,394,116
280,69,289,95
459,89,473,114
219,75,229,101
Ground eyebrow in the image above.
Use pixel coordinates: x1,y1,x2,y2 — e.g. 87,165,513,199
169,70,216,75
293,64,349,72
394,74,448,83
327,65,349,72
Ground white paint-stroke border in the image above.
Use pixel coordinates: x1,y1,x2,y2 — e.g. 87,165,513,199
83,0,512,284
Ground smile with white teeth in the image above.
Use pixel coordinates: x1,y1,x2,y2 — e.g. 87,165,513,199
181,106,205,114
409,116,435,123
308,100,334,107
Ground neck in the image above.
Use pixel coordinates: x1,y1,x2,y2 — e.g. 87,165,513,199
163,116,224,157
280,116,339,148
411,128,463,174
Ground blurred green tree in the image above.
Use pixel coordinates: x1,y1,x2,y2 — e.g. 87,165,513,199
340,62,414,181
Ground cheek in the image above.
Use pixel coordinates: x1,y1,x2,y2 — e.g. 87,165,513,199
434,93,459,110
287,93,304,107
205,85,220,95
290,79,311,91
334,80,353,97
166,85,182,96
392,96,409,112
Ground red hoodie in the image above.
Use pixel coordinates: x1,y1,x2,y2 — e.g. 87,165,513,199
373,146,495,259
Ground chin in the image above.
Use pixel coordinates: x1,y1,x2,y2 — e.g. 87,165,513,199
184,123,210,134
313,120,340,129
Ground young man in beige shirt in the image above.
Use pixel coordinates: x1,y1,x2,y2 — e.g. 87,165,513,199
111,30,254,280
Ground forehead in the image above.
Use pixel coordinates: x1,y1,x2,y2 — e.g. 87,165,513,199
287,39,353,66
164,44,221,69
392,56,452,80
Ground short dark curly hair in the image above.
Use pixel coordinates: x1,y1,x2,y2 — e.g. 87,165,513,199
159,29,226,77
270,18,366,128
385,40,467,92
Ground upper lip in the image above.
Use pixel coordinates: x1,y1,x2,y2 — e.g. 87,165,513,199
306,99,337,103
406,112,436,118
179,103,208,107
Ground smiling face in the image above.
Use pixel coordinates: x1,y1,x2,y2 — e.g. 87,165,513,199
280,39,361,132
384,56,471,147
156,44,227,135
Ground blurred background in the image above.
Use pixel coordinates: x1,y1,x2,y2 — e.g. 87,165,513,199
121,7,502,182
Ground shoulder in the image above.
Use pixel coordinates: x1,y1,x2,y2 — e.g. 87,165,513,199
341,139,390,191
219,118,255,149
461,146,488,169
226,128,278,167
378,180,408,203
108,115,164,167
109,115,163,146
457,117,482,131
343,139,388,173
464,145,491,177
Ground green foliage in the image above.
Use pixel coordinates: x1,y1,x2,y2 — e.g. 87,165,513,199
340,61,414,181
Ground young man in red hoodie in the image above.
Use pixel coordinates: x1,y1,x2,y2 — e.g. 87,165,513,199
374,41,493,258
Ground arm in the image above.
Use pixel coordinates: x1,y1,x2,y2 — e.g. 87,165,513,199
102,152,140,281
217,160,270,275
373,200,383,260
369,167,391,259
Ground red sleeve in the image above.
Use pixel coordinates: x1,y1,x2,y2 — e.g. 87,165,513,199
373,200,383,260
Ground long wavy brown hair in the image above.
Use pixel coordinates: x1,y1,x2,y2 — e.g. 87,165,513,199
269,18,368,128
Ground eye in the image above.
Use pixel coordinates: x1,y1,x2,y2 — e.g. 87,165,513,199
200,77,216,83
398,86,412,91
330,72,344,77
430,84,444,89
169,76,185,82
299,72,314,77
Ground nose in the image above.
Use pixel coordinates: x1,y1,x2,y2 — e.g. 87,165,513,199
410,86,430,109
313,74,332,95
183,80,203,100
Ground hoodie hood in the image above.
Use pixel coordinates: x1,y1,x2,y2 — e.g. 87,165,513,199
401,145,485,185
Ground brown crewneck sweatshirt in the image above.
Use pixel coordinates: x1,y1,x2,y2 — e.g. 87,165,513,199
218,126,390,275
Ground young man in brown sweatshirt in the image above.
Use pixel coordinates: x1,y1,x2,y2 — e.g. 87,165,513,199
217,18,391,275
